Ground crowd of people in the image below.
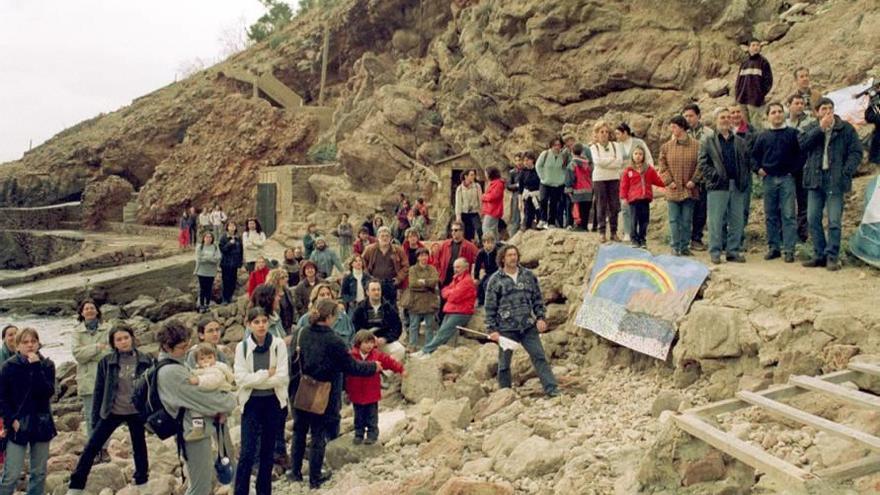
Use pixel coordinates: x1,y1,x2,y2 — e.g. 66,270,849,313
0,40,877,495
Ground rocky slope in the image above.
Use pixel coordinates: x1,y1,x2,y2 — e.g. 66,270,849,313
2,0,877,227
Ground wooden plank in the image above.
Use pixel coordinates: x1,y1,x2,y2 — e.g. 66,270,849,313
738,391,880,451
789,374,880,410
815,454,880,481
433,151,471,166
672,413,815,485
685,370,860,418
848,362,880,378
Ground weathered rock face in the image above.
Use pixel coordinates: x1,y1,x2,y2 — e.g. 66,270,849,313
81,175,134,229
136,94,316,225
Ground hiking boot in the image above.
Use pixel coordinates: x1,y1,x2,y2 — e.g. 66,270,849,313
826,258,841,271
310,470,333,490
764,250,781,260
784,252,795,263
802,257,827,268
710,255,722,265
690,240,707,251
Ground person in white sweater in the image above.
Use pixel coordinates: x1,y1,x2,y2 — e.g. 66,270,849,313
590,121,624,242
242,218,267,272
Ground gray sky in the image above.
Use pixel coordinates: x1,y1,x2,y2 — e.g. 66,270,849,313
0,0,297,163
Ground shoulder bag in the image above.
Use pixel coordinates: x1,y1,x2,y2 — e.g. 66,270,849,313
291,326,331,414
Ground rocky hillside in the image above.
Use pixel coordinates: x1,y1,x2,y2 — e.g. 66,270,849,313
1,0,877,226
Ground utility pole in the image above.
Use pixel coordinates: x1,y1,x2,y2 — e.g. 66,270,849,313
318,23,330,106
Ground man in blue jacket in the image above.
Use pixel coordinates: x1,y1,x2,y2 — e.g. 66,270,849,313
798,97,864,271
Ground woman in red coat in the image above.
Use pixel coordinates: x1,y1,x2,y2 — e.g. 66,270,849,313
246,256,269,297
481,167,505,239
416,258,476,356
344,330,405,444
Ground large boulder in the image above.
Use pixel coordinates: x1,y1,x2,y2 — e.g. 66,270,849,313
429,398,473,431
81,175,134,229
402,357,447,402
496,435,565,480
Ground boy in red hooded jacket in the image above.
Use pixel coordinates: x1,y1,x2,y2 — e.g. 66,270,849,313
345,330,405,444
619,145,665,249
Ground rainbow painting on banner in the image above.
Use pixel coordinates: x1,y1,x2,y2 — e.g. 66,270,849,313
575,244,710,360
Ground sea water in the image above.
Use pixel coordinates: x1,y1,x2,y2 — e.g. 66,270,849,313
1,314,76,364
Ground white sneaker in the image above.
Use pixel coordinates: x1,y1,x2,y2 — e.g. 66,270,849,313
537,221,548,230
408,351,425,359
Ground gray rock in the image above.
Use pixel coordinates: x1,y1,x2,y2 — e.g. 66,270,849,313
496,435,565,480
324,436,383,469
482,421,532,459
702,78,729,97
429,398,473,431
402,356,447,403
100,303,123,320
651,391,684,417
123,295,157,318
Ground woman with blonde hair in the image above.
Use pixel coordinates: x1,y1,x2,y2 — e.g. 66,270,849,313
266,267,296,334
590,120,624,242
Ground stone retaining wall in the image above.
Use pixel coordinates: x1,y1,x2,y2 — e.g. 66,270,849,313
0,202,82,230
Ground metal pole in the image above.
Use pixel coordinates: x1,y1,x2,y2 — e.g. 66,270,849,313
318,23,329,106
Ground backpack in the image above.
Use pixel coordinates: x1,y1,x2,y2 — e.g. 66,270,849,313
133,358,185,440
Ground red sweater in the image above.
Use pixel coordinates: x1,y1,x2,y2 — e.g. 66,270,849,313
247,266,269,297
433,239,478,286
619,165,665,203
441,271,477,315
481,178,505,218
345,347,404,405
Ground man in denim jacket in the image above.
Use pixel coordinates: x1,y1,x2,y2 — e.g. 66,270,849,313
485,245,559,397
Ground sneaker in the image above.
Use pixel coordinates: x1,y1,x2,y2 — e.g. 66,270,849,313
631,242,641,249
802,257,827,268
536,221,548,230
690,240,707,251
784,252,795,263
764,250,781,260
710,255,722,265
546,390,561,398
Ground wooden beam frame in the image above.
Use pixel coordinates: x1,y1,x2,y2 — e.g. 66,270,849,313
848,362,880,378
737,391,880,451
815,454,880,481
672,413,816,487
789,374,880,410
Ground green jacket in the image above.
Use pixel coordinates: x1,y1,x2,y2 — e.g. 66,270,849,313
536,149,567,186
71,320,111,396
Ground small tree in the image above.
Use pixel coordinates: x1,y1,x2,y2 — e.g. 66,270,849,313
247,0,294,43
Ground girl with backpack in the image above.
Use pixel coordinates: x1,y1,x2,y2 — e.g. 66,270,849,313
234,307,290,495
0,328,56,495
66,324,154,494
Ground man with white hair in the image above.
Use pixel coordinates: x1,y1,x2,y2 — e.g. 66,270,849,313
362,226,408,307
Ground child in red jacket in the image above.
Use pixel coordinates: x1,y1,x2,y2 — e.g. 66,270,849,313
246,256,269,297
345,330,405,444
619,146,665,249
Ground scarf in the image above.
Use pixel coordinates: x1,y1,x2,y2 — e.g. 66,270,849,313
85,319,99,333
251,332,273,354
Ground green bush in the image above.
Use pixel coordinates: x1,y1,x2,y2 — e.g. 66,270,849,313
248,0,293,43
308,142,337,163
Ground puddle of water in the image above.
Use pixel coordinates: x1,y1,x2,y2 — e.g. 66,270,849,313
2,314,76,364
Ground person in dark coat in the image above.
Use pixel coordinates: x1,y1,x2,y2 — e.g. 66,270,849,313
0,328,56,495
287,300,378,489
798,97,864,270
867,99,880,165
351,280,404,362
734,39,773,131
219,221,244,304
67,325,154,493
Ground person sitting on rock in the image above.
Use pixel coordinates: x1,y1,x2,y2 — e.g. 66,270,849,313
66,324,154,494
185,343,235,443
351,280,405,363
485,244,559,398
414,258,476,358
309,236,344,279
345,330,404,445
432,220,478,290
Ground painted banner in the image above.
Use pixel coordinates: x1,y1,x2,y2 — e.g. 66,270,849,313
849,176,880,269
575,244,710,360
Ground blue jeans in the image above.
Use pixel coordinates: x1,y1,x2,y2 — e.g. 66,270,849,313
763,175,798,253
422,313,471,354
707,181,746,258
408,313,436,348
0,441,49,495
667,199,695,253
497,326,558,394
508,192,521,236
808,187,845,259
235,395,282,495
